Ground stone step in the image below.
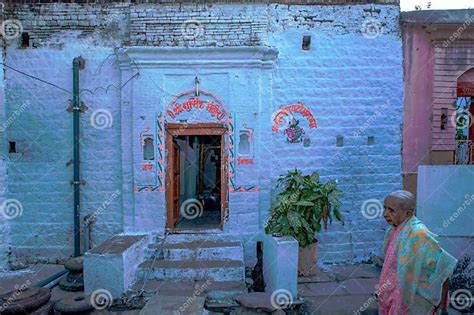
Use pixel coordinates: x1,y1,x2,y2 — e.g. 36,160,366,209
153,233,240,244
145,240,244,261
131,279,248,300
137,259,245,282
140,294,206,315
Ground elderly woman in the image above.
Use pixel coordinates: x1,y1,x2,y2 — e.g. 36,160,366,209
378,190,457,315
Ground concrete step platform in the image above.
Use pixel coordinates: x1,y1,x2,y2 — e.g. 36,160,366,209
145,240,244,261
153,233,240,244
140,294,206,315
137,259,245,281
301,293,378,315
131,279,247,300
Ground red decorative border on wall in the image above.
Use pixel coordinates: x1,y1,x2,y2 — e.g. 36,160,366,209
132,87,259,193
272,101,317,132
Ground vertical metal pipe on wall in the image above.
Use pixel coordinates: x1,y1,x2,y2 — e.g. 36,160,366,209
72,57,84,257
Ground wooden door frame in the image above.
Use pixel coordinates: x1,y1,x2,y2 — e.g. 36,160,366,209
165,123,228,230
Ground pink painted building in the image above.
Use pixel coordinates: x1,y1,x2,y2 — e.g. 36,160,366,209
401,9,474,193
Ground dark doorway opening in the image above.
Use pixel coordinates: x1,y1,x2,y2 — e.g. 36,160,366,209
166,123,228,231
174,135,221,229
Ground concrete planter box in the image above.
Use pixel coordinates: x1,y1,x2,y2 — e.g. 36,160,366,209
84,234,149,298
262,234,298,298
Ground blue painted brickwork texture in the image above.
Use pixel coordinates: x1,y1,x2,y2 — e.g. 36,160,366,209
1,3,402,264
0,46,10,269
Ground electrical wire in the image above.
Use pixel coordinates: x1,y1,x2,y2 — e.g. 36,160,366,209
0,62,140,96
0,62,71,94
79,72,140,96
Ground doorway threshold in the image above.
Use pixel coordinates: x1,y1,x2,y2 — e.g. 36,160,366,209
168,228,224,234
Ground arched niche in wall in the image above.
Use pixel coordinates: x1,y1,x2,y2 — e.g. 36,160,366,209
238,124,254,157
238,132,251,156
143,136,155,160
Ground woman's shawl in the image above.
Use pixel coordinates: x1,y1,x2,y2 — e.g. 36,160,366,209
382,216,457,314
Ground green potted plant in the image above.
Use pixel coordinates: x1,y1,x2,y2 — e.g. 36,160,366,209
265,169,344,276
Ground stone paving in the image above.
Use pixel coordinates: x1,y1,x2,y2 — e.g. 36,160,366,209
0,262,467,314
298,263,466,315
298,263,380,315
0,263,64,294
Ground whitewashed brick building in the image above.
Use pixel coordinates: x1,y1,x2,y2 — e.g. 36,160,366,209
0,0,403,274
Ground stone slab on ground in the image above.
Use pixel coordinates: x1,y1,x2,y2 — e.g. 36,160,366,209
339,278,378,295
51,287,143,314
94,310,141,315
131,279,197,296
140,295,206,315
298,282,347,297
298,268,334,283
0,264,64,294
229,309,286,315
51,286,80,304
302,293,378,315
328,264,380,281
234,292,279,312
132,279,247,300
298,263,380,314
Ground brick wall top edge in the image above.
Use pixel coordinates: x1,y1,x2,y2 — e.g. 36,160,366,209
4,0,400,5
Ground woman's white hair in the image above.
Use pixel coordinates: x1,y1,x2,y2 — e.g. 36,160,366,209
386,190,416,212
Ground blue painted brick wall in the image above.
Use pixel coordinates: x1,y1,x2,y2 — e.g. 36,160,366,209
1,2,403,265
0,45,10,269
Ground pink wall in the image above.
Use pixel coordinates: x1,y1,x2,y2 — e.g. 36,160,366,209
431,44,474,151
402,25,434,173
402,22,474,174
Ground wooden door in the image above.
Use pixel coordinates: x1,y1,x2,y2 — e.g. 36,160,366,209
220,134,229,228
172,139,181,225
166,123,228,230
166,135,181,229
